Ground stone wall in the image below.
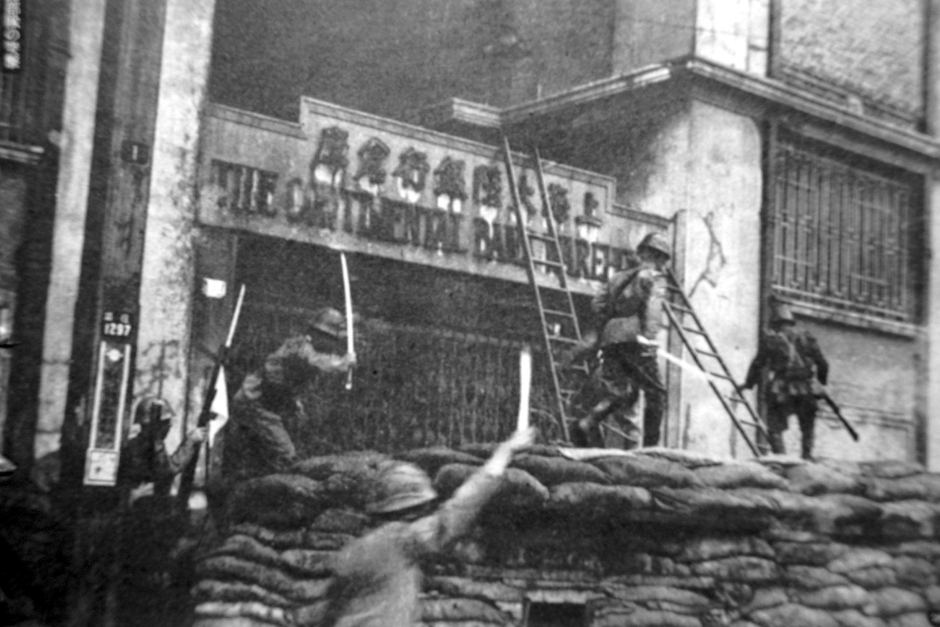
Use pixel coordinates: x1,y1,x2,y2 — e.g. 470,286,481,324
192,446,940,626
778,0,925,125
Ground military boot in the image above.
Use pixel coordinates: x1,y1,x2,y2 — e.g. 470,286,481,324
801,430,814,461
768,431,786,455
574,416,604,448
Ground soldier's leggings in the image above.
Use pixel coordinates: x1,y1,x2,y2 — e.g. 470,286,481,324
599,343,665,447
766,395,817,458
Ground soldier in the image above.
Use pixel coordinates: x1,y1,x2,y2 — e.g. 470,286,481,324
576,232,670,449
116,397,207,625
293,427,536,627
119,396,207,497
222,307,356,482
742,301,829,459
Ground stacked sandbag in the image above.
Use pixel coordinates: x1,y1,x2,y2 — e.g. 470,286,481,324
192,453,383,626
191,444,940,627
192,450,516,626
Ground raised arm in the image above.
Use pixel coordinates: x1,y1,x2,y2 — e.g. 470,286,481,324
411,428,536,553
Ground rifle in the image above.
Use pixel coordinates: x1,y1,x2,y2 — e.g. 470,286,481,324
817,390,859,442
177,284,246,511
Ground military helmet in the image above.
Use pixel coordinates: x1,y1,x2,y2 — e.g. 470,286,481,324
637,232,671,259
131,396,172,426
367,461,438,514
0,455,16,482
770,302,795,324
308,307,346,340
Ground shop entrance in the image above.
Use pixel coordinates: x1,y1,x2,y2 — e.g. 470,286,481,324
229,235,564,455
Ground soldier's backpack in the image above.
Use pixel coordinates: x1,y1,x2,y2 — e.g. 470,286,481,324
763,330,814,382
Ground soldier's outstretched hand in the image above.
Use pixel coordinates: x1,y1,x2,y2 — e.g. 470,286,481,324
507,426,537,452
483,427,537,477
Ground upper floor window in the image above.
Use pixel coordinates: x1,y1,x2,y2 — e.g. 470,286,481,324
770,136,918,322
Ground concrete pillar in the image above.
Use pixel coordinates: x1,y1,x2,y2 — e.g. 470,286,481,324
924,0,940,471
680,101,763,457
135,0,216,452
695,0,751,71
34,0,108,459
630,101,763,457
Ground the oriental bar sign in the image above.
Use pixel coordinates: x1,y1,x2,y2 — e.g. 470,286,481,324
198,99,667,292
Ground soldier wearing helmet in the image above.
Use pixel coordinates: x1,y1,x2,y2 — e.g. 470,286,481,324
222,307,356,482
114,397,206,622
297,427,535,627
742,300,829,458
118,396,206,497
576,231,670,449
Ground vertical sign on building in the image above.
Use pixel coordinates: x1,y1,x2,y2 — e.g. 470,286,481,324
83,311,134,486
2,0,23,72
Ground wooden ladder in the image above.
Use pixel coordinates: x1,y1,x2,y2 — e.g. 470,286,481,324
661,268,770,456
501,135,589,443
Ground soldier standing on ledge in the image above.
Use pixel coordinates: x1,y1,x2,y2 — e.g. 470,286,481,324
222,307,356,482
577,232,670,449
742,301,829,459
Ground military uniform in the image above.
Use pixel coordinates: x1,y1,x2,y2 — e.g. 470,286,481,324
300,429,534,627
223,332,350,482
743,305,829,458
585,233,669,448
116,398,205,626
119,418,202,498
311,470,501,627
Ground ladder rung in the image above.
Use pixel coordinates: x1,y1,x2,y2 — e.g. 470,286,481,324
536,283,569,293
543,308,575,318
532,258,564,269
695,349,720,359
525,231,555,242
707,372,733,381
548,335,580,345
668,302,693,315
680,326,707,336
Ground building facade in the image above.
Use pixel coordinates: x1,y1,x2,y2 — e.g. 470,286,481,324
6,0,940,486
0,0,73,469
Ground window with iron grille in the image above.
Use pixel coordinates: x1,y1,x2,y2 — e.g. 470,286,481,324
771,137,917,322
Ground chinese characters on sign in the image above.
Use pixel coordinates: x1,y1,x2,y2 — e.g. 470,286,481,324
84,311,136,486
3,0,22,73
209,129,641,282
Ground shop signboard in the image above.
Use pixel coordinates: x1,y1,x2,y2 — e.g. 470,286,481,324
197,98,669,293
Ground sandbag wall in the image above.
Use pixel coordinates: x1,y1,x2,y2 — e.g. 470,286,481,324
192,446,940,627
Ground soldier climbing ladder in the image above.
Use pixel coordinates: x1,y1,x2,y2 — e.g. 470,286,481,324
502,134,769,455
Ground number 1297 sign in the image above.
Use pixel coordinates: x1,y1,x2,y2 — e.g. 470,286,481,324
102,311,133,340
